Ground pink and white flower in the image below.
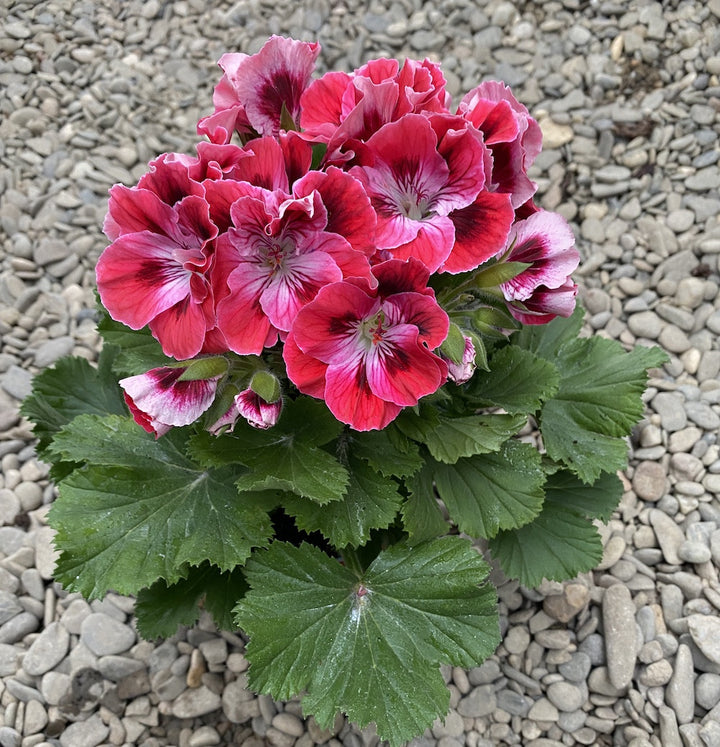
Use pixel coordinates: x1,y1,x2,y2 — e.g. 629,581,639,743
198,36,320,143
97,157,220,360
215,174,375,355
120,366,220,438
499,211,580,325
210,388,283,432
458,81,542,208
284,258,449,431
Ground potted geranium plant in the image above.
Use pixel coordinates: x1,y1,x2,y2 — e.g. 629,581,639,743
22,36,664,746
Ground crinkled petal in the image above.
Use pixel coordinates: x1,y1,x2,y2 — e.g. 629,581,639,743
388,217,455,274
149,295,213,360
382,292,449,349
299,71,353,139
507,280,578,325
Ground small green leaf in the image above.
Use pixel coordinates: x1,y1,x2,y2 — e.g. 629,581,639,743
473,261,531,288
20,349,127,460
402,462,448,545
235,538,499,747
398,408,526,464
248,370,281,403
439,322,467,364
515,305,584,360
466,345,559,413
544,469,623,522
135,563,248,639
279,100,298,131
488,494,603,587
433,441,545,538
284,457,403,548
347,429,423,479
540,337,667,482
178,356,228,381
48,415,272,599
96,314,169,375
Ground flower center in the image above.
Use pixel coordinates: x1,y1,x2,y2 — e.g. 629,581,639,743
397,188,429,221
359,310,388,349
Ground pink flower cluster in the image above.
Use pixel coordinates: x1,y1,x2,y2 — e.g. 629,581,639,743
97,36,579,434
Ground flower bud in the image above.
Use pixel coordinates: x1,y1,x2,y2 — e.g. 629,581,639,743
446,336,476,385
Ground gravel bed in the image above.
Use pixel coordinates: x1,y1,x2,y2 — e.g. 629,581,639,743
1,0,720,745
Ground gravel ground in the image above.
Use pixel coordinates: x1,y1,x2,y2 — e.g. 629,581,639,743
2,0,720,745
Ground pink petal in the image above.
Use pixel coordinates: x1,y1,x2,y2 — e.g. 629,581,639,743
324,358,401,431
388,217,455,274
96,232,194,329
372,257,431,297
299,71,353,139
278,131,312,187
217,262,276,355
196,105,252,145
502,211,579,300
259,251,343,332
229,136,289,192
283,333,328,398
294,168,377,256
382,292,449,350
137,154,204,206
364,324,446,406
442,190,515,274
292,282,378,363
149,295,213,360
228,36,320,136
507,280,578,325
104,185,178,240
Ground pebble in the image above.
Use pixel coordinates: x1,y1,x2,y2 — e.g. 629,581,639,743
650,510,686,565
603,584,638,689
666,644,696,724
632,462,667,502
696,673,720,710
688,614,720,665
22,621,70,675
171,686,222,718
80,613,136,656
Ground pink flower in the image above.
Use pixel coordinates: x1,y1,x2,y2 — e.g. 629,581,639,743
500,211,579,325
300,56,451,161
215,176,374,355
97,158,220,360
284,258,449,431
198,36,320,143
120,367,220,438
349,114,491,273
210,389,282,432
446,336,476,384
457,81,542,208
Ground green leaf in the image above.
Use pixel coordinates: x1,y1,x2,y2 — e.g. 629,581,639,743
284,457,403,548
398,408,526,464
96,314,170,375
135,571,206,640
135,563,248,639
540,338,667,482
433,441,545,538
20,349,126,459
515,305,584,360
178,356,228,381
235,538,499,747
488,492,603,587
401,462,448,545
347,429,423,479
248,370,281,403
48,415,272,599
544,469,623,522
439,322,467,364
466,345,559,413
472,260,531,288
188,399,349,503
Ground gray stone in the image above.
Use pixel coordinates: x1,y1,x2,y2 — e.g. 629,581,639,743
0,727,21,747
0,611,39,644
172,685,222,718
652,392,688,431
603,584,637,689
457,685,496,718
558,652,591,682
527,697,559,721
678,541,712,564
23,621,70,675
689,614,720,665
546,681,585,712
495,689,531,716
650,509,686,565
0,590,23,626
504,625,530,654
666,644,696,724
80,612,136,656
696,673,720,710
632,461,667,501
59,713,109,747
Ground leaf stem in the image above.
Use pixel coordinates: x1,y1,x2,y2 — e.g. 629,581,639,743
341,547,364,577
